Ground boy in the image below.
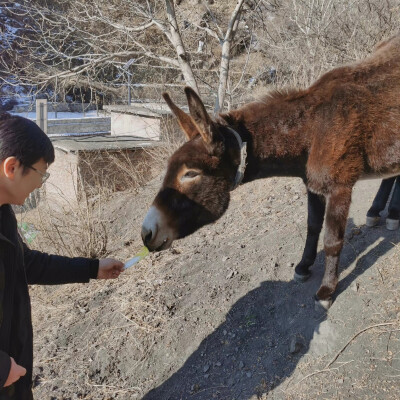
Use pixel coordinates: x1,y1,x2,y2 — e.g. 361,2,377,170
0,112,124,399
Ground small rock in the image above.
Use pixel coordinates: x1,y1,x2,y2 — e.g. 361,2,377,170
203,364,210,373
222,256,229,262
226,270,234,279
289,336,303,354
287,262,294,268
246,372,252,378
215,361,222,367
239,361,244,369
351,282,360,292
191,384,200,393
270,258,279,268
170,247,181,254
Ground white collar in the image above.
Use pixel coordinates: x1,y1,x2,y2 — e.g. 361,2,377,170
227,127,247,190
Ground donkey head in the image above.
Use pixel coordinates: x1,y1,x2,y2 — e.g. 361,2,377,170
141,87,239,251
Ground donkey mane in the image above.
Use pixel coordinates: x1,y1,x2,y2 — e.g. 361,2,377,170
258,88,305,103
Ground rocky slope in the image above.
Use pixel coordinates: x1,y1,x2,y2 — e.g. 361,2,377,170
30,175,400,399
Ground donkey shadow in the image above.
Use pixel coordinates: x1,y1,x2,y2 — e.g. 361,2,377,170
142,218,399,400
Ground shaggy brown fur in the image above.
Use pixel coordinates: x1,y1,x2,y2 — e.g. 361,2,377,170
142,35,400,308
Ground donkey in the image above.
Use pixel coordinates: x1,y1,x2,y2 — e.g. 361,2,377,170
141,35,400,310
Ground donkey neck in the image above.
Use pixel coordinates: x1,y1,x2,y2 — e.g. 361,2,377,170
224,90,311,182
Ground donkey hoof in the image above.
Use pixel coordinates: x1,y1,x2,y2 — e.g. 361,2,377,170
366,216,380,227
314,295,332,312
386,218,399,231
293,271,311,283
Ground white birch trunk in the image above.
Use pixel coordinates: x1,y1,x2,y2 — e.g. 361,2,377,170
214,0,245,114
165,0,199,94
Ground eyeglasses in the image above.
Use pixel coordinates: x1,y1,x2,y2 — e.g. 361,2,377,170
28,166,50,184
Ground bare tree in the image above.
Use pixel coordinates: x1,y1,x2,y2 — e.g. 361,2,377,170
214,0,245,113
3,0,396,112
0,0,250,110
164,0,199,93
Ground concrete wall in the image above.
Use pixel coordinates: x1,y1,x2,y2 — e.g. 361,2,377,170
46,149,79,206
111,112,160,140
109,109,182,143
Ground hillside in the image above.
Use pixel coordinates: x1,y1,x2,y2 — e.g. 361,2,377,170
28,174,400,399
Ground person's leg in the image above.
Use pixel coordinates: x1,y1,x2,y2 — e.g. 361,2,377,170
366,177,396,226
386,177,400,230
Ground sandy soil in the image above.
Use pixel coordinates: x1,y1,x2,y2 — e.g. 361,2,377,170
29,175,400,400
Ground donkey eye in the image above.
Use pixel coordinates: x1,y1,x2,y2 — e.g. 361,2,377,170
184,171,199,178
180,170,201,183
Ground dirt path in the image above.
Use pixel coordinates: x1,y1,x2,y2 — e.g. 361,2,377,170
31,177,400,399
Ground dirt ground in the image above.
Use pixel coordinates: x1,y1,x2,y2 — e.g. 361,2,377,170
28,174,400,400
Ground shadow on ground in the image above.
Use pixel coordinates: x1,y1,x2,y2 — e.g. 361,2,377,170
142,218,399,400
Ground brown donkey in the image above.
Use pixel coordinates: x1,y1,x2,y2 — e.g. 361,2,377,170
142,35,400,310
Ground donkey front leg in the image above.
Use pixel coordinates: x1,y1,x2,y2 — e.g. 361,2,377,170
294,190,326,282
315,186,352,311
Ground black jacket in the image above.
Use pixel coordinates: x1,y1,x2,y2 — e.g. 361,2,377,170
0,205,99,399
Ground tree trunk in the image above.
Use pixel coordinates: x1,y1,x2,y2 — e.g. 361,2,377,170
165,0,199,94
214,0,245,114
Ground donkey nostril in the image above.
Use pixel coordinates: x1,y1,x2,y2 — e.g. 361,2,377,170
144,231,152,244
141,226,153,245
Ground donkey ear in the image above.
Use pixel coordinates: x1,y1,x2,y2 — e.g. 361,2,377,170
162,92,199,141
184,87,219,146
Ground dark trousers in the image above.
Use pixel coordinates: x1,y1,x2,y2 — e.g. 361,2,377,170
367,177,400,220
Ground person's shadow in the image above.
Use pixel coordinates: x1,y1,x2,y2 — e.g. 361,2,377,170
142,218,399,400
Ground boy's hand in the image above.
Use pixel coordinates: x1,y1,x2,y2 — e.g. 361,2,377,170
98,258,124,279
4,357,26,387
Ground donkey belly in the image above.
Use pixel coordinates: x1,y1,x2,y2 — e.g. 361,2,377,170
364,133,400,180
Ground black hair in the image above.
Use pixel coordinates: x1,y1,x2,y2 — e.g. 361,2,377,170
0,112,55,173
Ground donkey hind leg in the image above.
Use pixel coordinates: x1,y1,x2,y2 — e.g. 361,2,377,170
315,186,352,311
294,190,326,282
